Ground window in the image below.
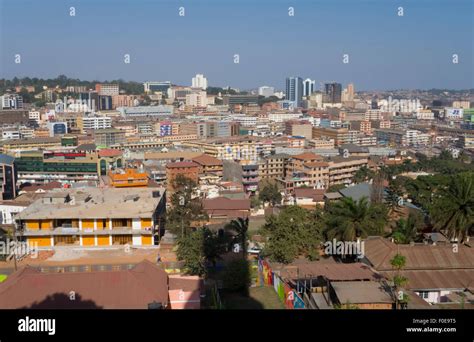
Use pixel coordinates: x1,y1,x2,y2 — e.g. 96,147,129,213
417,291,429,299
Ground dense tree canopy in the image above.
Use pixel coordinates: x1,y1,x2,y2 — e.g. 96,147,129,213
262,206,323,264
431,172,474,242
324,197,388,241
166,175,208,237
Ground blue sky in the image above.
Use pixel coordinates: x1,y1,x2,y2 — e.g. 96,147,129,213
0,0,473,90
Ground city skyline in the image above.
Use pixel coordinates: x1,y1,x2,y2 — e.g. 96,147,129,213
1,0,473,90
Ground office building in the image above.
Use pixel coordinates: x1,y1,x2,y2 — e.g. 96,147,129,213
286,76,304,107
0,154,16,200
324,83,342,104
222,95,259,107
303,78,315,97
143,81,171,94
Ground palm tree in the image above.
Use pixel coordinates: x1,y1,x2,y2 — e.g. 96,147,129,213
225,217,249,259
392,213,423,244
431,173,474,242
324,197,386,241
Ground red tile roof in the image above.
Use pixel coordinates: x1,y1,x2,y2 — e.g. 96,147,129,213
192,154,223,166
98,149,123,157
0,260,169,309
364,237,474,271
294,188,326,201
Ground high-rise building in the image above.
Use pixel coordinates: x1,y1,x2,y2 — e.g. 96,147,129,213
303,79,315,97
286,77,304,107
323,83,342,104
347,83,355,101
0,154,17,200
191,74,208,90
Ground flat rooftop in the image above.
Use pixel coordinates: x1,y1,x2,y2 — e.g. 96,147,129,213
18,187,165,220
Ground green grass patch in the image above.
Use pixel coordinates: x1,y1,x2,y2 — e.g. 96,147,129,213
221,286,285,309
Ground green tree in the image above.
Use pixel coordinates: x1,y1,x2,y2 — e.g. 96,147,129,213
390,253,409,309
258,181,282,207
177,229,207,276
327,183,346,192
431,172,474,242
352,166,375,183
166,174,207,237
262,206,322,263
324,197,387,241
225,217,249,259
177,227,226,276
392,211,424,244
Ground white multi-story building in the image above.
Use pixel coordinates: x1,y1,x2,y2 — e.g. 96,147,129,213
365,109,383,121
191,74,208,90
375,128,430,146
2,130,21,140
1,94,23,109
185,91,208,107
258,86,275,97
79,116,112,132
29,111,41,124
303,79,315,97
268,112,303,123
117,105,174,118
229,114,258,127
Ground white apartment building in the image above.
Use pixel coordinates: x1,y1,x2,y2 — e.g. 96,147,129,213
29,111,41,124
80,116,112,131
186,91,208,107
117,105,174,118
230,114,258,127
191,74,208,90
268,112,303,123
1,94,23,109
365,109,383,121
2,130,21,140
